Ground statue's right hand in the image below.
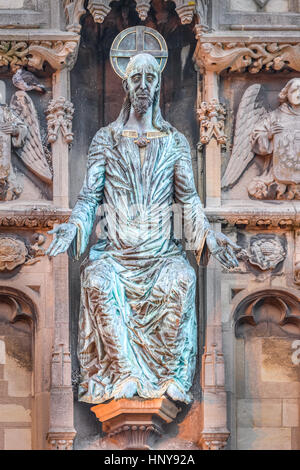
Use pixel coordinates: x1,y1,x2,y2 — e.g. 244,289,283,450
45,223,77,257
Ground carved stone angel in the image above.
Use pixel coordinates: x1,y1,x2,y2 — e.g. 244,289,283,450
222,78,300,200
0,79,52,201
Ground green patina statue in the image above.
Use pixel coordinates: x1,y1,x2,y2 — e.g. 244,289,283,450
46,28,239,405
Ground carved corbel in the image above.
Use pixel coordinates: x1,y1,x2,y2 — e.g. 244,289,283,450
197,99,227,145
46,97,74,145
136,0,151,21
87,0,112,23
173,0,196,25
91,398,180,450
194,41,300,74
63,0,86,33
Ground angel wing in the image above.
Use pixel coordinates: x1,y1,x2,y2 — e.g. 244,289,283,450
10,91,52,184
221,84,266,190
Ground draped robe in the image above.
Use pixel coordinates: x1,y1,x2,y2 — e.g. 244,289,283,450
69,124,210,404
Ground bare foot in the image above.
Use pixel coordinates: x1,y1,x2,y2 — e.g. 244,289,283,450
114,379,138,400
166,383,189,403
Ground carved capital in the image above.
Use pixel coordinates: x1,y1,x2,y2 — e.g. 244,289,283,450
201,431,230,450
91,398,180,450
0,33,80,72
46,97,74,145
197,99,227,145
47,432,76,450
194,38,300,74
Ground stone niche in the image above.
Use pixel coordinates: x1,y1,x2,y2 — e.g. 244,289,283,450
70,6,202,451
0,294,33,450
234,291,300,450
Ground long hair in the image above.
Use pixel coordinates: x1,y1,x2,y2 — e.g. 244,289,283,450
110,71,173,144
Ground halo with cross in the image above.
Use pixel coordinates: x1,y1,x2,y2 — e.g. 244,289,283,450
110,26,168,79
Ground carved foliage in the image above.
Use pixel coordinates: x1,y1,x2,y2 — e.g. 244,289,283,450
196,42,300,74
46,97,74,144
197,99,227,145
0,234,45,271
0,39,79,72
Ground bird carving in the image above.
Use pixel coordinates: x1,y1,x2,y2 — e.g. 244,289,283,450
12,68,46,93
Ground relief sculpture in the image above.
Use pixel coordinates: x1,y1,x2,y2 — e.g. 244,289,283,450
222,78,300,200
0,71,52,201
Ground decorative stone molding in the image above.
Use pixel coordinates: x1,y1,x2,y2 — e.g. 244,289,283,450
204,206,300,230
87,0,111,23
63,0,86,33
0,33,80,72
194,36,300,74
46,97,74,145
201,431,230,450
136,0,151,21
197,99,227,145
91,398,180,450
235,294,300,338
63,0,199,26
0,209,70,228
47,432,76,450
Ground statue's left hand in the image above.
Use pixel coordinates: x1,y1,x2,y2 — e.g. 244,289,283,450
206,230,240,269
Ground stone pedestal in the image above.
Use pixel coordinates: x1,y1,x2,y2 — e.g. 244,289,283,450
91,397,180,450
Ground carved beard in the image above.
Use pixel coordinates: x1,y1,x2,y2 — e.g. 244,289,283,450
131,92,153,114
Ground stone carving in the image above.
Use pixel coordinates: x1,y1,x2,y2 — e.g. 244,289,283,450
91,398,179,450
0,212,70,228
222,79,300,200
194,0,209,36
46,26,239,406
235,294,300,338
194,41,300,74
48,434,75,450
197,99,227,145
0,82,26,200
201,432,230,450
135,0,151,21
0,38,80,72
87,0,111,23
46,97,74,145
10,89,53,184
248,235,286,270
63,0,86,33
174,0,196,25
253,0,270,9
0,233,45,271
